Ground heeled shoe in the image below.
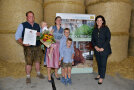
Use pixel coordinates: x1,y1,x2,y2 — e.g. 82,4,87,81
94,77,100,80
98,78,103,85
98,81,103,84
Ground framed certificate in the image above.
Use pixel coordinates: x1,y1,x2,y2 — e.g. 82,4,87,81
23,28,37,46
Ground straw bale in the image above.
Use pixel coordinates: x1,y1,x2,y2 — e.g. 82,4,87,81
109,35,129,62
86,0,132,61
128,2,134,56
86,1,132,33
128,37,134,56
44,0,85,26
0,0,43,31
0,59,48,78
93,56,134,80
0,34,25,63
0,0,43,63
85,0,132,6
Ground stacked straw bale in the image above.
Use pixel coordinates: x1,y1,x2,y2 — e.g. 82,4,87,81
128,1,134,56
44,0,85,26
86,0,132,62
0,0,43,63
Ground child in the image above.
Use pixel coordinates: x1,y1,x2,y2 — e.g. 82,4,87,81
40,21,48,65
59,38,74,85
59,28,74,83
40,21,48,32
40,21,54,62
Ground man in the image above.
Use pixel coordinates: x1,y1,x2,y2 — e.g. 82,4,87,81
15,11,44,84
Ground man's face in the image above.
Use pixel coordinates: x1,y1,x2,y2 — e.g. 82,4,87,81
64,30,70,37
26,13,34,23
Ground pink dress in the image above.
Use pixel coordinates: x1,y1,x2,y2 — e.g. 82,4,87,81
46,40,60,68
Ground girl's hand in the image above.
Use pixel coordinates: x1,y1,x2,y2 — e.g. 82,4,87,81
59,61,61,65
72,61,74,65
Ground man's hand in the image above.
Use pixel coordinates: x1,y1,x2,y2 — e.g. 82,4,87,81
17,38,30,46
36,32,40,36
23,44,30,46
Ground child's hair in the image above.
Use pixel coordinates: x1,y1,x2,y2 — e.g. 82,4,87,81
40,21,46,26
67,38,72,42
64,28,70,33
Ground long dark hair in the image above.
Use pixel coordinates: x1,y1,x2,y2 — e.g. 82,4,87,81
94,15,106,28
54,16,61,25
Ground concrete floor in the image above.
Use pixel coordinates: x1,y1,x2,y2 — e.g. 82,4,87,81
0,73,134,90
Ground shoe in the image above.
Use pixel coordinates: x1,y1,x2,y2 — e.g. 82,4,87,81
68,78,72,85
98,78,103,85
94,77,100,80
26,78,31,84
64,79,68,86
54,74,60,80
61,77,65,83
56,77,60,80
98,81,103,84
37,73,45,79
48,80,52,83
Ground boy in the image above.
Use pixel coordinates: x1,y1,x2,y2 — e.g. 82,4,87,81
59,28,74,83
59,38,74,85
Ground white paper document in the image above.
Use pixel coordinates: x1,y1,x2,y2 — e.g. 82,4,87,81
23,28,37,46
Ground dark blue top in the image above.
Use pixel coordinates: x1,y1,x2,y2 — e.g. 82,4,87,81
91,26,112,56
22,22,40,46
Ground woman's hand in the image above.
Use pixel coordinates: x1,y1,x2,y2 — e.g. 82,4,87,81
99,48,104,52
95,46,104,52
50,29,54,34
95,46,100,52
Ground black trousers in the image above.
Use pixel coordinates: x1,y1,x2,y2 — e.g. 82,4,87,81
95,53,108,79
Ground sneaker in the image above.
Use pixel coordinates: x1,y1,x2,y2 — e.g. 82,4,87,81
48,80,52,83
37,73,45,79
26,78,31,84
61,77,65,83
68,78,72,85
64,79,68,86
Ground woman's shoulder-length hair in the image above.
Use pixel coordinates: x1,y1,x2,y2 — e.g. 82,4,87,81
94,15,107,29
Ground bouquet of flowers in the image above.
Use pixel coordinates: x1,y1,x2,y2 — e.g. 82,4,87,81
40,31,56,48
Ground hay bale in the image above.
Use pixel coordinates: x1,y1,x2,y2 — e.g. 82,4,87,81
93,56,134,80
86,0,132,61
0,0,43,63
0,59,48,78
0,0,43,30
128,2,134,56
44,0,85,26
